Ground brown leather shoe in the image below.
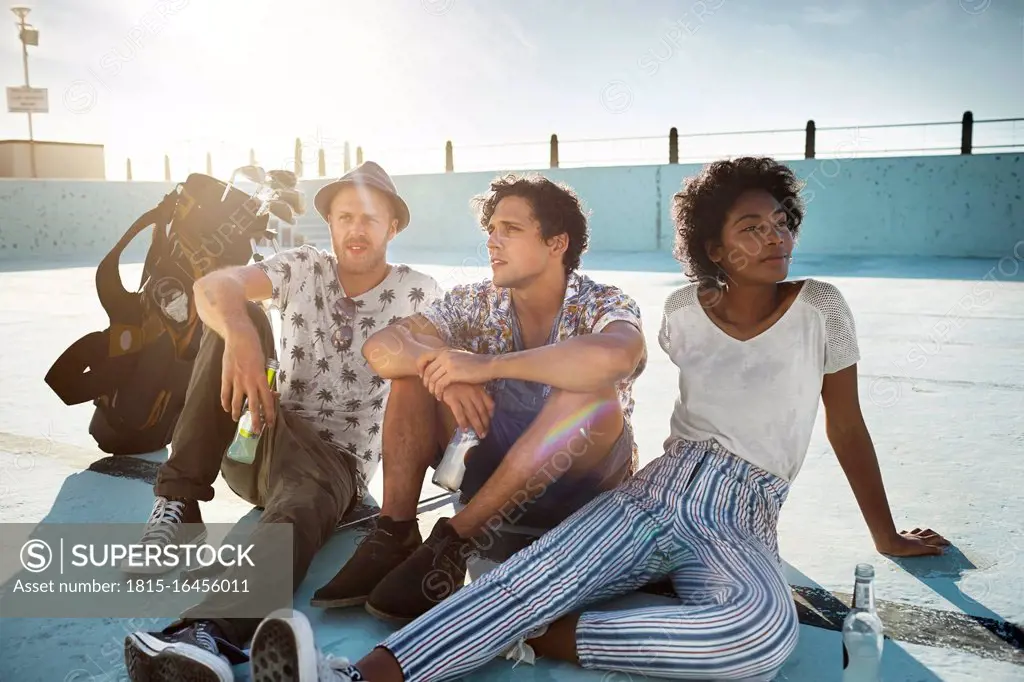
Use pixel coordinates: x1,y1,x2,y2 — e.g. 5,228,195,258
310,517,422,609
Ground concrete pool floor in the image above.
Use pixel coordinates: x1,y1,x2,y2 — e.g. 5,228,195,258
0,249,1022,681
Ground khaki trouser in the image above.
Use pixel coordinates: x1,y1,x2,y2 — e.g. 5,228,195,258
155,302,359,647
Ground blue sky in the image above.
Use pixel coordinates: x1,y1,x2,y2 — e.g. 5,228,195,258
0,0,1020,179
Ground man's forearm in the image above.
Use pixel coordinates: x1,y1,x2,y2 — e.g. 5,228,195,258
489,334,639,392
364,326,447,379
194,274,258,342
830,426,899,546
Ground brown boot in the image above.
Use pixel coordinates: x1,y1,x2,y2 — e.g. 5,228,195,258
310,516,422,609
364,518,471,625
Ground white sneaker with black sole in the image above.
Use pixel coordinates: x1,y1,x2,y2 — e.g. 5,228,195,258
250,609,364,681
124,620,243,682
121,496,208,575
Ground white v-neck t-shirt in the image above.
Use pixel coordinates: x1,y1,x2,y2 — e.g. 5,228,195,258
658,278,860,482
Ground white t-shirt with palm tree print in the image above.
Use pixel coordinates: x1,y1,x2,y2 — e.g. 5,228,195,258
255,244,444,496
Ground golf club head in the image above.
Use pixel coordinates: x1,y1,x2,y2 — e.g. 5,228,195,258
274,188,307,216
231,165,267,186
266,169,297,190
267,200,296,225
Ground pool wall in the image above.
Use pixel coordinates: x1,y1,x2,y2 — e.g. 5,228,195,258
1,153,1020,262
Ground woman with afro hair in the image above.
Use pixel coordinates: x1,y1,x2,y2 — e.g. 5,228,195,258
243,157,950,682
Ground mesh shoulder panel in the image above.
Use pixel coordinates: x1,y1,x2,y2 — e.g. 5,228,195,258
658,283,700,352
803,279,860,373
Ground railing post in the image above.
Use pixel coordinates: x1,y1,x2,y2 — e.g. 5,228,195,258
294,138,303,177
356,146,363,165
961,111,973,155
249,148,257,165
344,142,352,172
206,151,212,175
669,127,678,164
126,158,132,181
550,134,559,168
164,154,171,181
804,120,816,159
445,140,454,172
318,147,326,176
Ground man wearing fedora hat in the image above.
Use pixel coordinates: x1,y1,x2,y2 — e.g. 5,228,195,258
307,171,647,631
122,161,445,682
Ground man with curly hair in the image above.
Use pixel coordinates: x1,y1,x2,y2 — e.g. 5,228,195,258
241,157,950,682
306,172,648,627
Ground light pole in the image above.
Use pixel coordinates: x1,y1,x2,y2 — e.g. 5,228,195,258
11,6,38,178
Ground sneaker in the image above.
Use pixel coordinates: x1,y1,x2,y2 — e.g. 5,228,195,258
121,496,207,575
499,624,549,667
124,619,245,682
310,516,422,608
250,608,365,681
364,517,471,625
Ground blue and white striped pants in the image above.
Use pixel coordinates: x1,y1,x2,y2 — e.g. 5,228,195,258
381,439,800,680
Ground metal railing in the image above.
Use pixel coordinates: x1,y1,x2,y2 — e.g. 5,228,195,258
119,111,1022,181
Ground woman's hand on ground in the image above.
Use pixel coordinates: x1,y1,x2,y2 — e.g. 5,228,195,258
876,527,951,557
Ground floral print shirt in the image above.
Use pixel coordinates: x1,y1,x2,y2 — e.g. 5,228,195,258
420,271,646,471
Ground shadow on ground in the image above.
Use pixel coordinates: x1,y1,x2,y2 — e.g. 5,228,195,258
3,450,1024,681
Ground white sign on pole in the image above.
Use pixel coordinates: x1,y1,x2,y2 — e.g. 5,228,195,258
7,86,48,113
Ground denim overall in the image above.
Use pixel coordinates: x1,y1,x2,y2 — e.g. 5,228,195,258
458,303,633,529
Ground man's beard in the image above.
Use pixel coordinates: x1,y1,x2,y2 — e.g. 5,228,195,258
341,251,384,273
334,240,385,273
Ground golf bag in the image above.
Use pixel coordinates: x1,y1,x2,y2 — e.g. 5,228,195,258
44,172,290,455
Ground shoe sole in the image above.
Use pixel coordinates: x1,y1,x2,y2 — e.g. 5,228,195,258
125,632,162,682
363,602,416,627
153,647,233,682
124,632,231,682
363,575,466,627
308,595,367,609
250,609,318,682
308,551,421,611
